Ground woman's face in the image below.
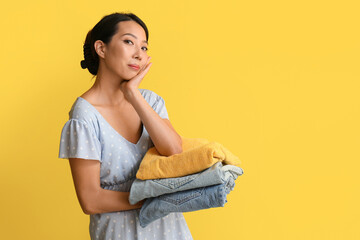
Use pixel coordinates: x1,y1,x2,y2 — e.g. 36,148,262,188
101,20,149,80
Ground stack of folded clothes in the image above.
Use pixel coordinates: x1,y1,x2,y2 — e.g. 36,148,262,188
129,137,244,228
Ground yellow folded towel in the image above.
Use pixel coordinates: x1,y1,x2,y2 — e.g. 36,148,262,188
136,137,241,180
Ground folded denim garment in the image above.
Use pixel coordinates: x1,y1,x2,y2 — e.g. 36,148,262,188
136,137,242,180
129,162,243,205
138,168,240,228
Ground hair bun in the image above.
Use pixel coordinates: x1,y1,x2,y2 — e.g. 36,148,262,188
80,60,87,69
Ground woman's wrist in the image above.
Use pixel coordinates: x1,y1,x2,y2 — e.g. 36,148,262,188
123,87,141,104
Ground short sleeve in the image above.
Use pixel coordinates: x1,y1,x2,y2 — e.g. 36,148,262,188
153,95,169,120
58,119,102,161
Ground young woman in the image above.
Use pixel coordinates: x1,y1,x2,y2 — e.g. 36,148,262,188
58,12,193,240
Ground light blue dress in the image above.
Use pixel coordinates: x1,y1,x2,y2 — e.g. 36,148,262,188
58,88,193,240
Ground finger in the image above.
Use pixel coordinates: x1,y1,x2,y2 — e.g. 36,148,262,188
141,57,151,71
131,62,152,86
138,60,152,76
141,62,152,76
132,58,152,83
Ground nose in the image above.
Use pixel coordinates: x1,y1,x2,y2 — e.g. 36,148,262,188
133,48,143,61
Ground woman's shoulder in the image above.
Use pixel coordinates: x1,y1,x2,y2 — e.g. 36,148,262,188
65,89,163,122
66,97,101,131
139,88,164,105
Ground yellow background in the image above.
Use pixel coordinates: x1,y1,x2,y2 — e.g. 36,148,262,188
0,0,359,239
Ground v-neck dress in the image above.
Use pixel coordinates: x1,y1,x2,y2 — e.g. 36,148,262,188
58,88,193,240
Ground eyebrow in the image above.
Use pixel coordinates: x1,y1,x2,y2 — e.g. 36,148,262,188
121,33,148,44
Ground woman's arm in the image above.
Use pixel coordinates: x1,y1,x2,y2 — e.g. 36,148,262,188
68,158,144,215
125,89,182,156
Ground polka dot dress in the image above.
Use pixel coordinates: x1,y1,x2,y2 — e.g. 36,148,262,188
58,88,193,240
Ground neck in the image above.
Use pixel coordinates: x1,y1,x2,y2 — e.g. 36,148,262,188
87,69,129,107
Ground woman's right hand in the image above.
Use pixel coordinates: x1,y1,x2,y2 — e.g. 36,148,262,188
131,199,145,209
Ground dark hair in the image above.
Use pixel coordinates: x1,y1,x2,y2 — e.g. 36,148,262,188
80,12,149,76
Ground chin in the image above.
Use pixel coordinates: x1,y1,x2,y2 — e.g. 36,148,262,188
115,71,131,81
123,71,138,80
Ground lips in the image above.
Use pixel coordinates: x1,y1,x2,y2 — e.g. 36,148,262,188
128,64,140,70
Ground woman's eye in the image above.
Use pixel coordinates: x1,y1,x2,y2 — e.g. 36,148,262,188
124,40,148,51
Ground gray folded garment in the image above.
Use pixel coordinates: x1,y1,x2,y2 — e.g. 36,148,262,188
138,166,243,228
129,162,244,205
